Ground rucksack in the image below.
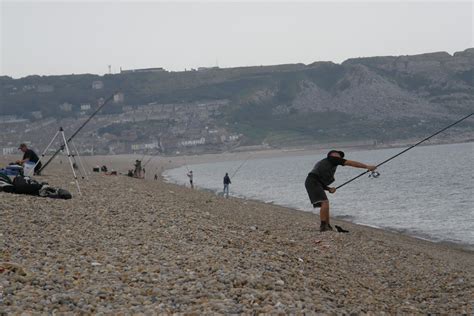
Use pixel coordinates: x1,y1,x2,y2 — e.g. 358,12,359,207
12,176,43,195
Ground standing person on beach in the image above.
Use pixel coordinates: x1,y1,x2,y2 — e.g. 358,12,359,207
223,172,231,198
187,170,194,188
17,143,42,175
305,150,376,232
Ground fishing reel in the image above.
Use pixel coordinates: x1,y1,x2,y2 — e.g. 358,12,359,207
368,171,380,178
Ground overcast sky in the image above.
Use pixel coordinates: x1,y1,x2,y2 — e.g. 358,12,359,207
1,1,472,78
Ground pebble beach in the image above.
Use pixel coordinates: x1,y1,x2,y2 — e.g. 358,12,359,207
0,157,473,314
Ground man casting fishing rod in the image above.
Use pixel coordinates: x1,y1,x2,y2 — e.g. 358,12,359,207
305,150,376,232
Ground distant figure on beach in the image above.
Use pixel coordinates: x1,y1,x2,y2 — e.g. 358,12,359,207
17,143,42,175
154,174,158,180
133,160,143,178
305,150,376,232
187,170,194,188
223,172,231,198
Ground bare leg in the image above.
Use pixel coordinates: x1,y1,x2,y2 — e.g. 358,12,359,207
320,200,330,224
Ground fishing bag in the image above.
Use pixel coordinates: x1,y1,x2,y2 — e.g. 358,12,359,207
39,185,72,199
12,176,43,195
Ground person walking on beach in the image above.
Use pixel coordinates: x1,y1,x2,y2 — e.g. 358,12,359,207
305,150,376,232
223,172,231,198
187,170,194,188
154,174,158,181
17,143,42,175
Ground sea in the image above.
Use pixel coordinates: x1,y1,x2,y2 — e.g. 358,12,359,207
163,142,474,249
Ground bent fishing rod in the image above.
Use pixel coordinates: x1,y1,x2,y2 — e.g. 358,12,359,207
336,112,474,190
39,92,118,173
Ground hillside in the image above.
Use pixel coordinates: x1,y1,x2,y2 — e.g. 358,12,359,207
1,49,473,154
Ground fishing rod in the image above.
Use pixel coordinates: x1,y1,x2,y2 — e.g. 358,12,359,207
39,92,117,173
336,112,474,190
183,155,190,172
230,155,252,179
143,155,156,167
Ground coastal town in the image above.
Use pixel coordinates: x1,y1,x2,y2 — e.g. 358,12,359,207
1,78,243,156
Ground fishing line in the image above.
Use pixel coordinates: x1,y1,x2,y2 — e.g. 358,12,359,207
230,155,252,179
336,112,474,190
183,155,190,172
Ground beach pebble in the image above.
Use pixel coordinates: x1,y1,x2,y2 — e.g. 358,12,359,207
0,159,472,314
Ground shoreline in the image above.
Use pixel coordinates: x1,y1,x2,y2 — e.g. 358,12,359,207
165,173,474,253
157,143,474,253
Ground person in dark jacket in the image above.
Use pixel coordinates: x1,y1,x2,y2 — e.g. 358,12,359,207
223,173,231,198
305,150,376,232
17,143,42,175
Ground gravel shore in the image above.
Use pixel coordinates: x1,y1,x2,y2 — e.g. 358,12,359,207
1,159,473,314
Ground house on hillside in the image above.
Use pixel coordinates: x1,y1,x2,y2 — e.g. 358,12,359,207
80,104,91,111
2,147,16,155
30,111,43,119
59,103,73,112
92,80,104,89
36,84,54,93
113,92,124,103
120,67,166,74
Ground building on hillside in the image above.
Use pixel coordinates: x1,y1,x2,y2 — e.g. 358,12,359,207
131,142,160,151
59,103,73,112
179,137,206,147
92,81,104,89
80,104,91,111
120,67,166,74
22,84,36,92
2,147,16,155
113,92,124,103
31,111,43,119
0,115,28,123
36,84,54,93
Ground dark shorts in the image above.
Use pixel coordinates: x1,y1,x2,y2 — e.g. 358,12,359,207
305,174,328,208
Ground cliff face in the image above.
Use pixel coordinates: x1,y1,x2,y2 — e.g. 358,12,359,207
287,49,474,119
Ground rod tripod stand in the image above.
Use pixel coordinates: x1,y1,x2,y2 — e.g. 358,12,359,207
31,127,83,195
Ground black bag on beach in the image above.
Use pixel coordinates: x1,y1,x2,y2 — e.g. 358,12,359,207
12,176,43,195
39,185,72,199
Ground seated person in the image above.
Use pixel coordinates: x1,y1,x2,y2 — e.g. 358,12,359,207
17,143,42,175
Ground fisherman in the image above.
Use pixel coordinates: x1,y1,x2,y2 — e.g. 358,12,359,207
187,170,194,188
17,143,42,175
305,150,376,232
223,172,231,198
133,160,143,178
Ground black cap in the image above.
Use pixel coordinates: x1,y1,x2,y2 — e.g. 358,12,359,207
327,150,345,158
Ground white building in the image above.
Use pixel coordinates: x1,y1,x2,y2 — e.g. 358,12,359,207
80,104,91,111
2,147,16,155
92,81,104,89
31,111,43,119
36,84,54,93
180,137,206,147
113,92,124,103
59,103,73,112
131,142,159,151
